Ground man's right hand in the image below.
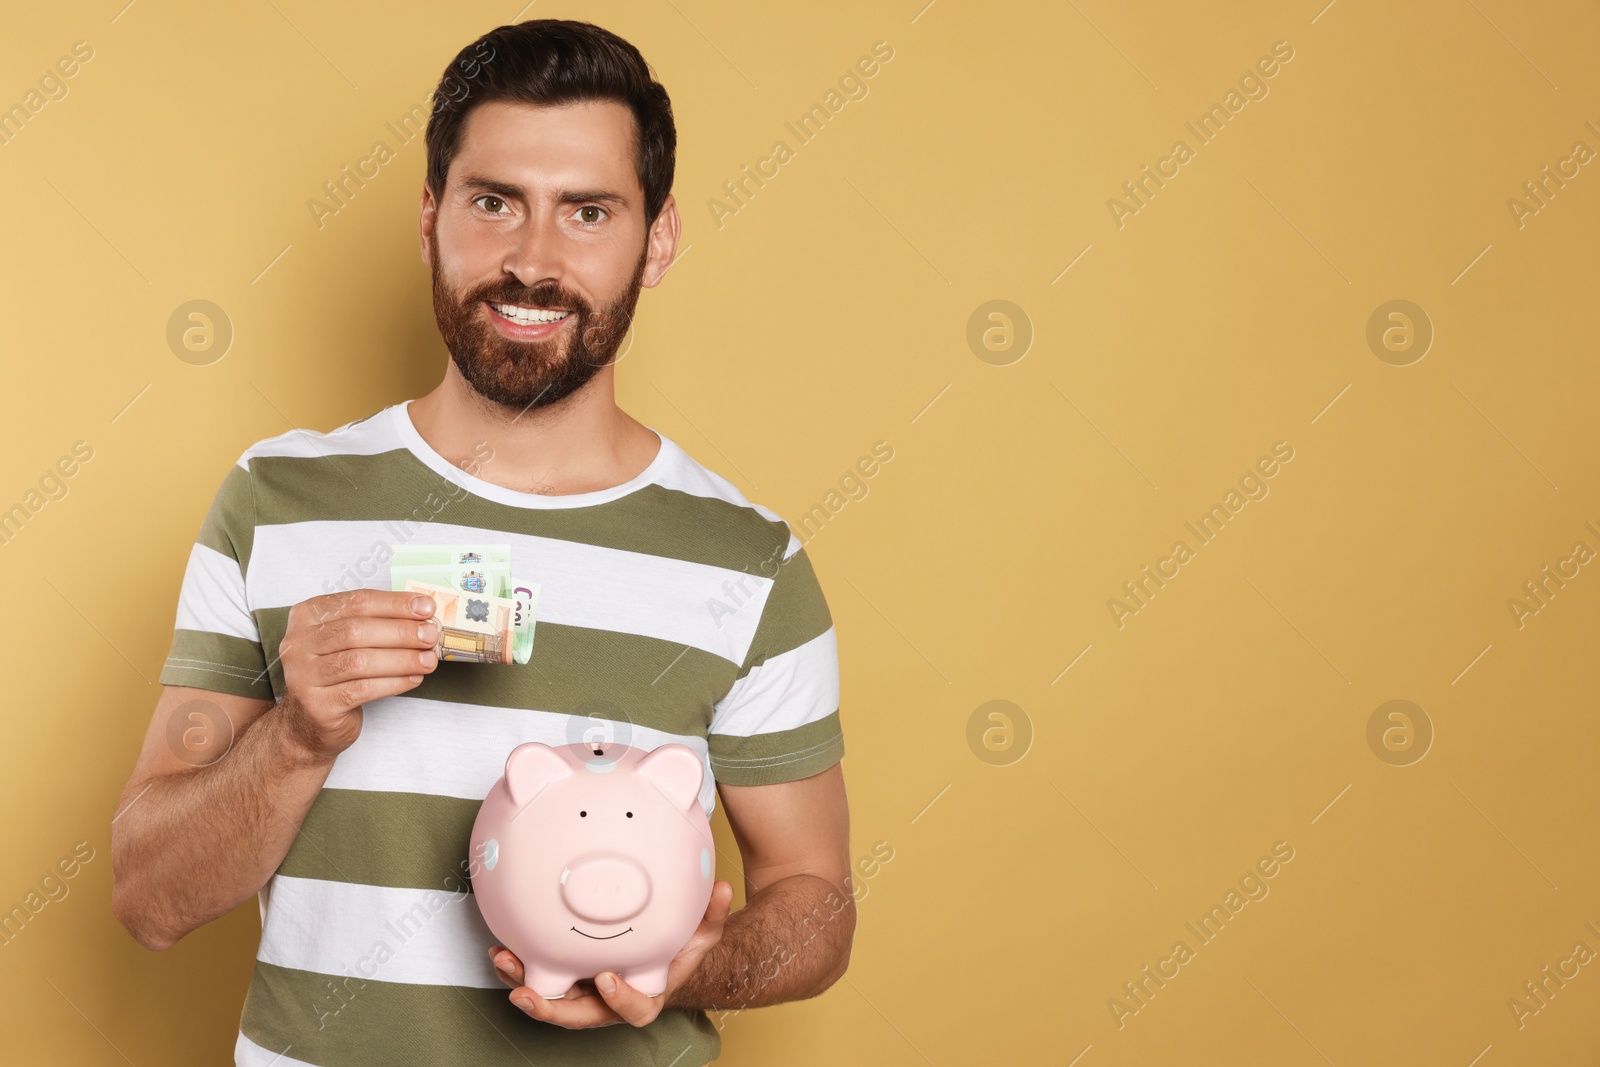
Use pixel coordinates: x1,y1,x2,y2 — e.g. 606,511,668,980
278,588,441,761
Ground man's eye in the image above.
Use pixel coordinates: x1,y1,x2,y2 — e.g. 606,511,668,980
577,205,607,224
475,195,508,214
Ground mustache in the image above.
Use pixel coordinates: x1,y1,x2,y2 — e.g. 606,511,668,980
466,280,590,314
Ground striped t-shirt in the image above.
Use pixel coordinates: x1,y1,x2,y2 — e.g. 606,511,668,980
160,399,844,1067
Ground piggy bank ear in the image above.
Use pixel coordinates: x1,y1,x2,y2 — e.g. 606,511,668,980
637,744,704,813
504,743,572,808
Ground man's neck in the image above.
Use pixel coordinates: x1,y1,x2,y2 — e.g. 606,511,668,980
406,364,660,496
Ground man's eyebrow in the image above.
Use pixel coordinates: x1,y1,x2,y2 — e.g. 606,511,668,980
457,175,629,209
458,175,524,199
556,189,630,209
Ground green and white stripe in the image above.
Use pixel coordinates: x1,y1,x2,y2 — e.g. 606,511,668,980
248,519,770,663
160,402,840,1066
232,970,723,1067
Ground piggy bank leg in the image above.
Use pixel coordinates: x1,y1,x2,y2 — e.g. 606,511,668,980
622,965,670,998
526,968,582,1000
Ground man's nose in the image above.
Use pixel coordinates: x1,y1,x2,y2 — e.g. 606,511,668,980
498,209,573,293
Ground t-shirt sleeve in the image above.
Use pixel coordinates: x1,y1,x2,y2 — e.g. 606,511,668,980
707,536,844,786
157,458,273,700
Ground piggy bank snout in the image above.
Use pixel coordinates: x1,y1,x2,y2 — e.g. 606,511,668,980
561,856,652,923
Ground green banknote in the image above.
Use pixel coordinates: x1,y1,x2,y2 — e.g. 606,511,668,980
388,544,540,664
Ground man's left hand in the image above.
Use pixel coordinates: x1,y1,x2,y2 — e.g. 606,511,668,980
491,879,734,1029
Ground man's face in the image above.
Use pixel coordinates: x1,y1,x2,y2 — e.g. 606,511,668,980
422,99,670,412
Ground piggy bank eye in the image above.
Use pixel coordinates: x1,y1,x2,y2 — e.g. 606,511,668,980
626,812,633,818
579,810,587,817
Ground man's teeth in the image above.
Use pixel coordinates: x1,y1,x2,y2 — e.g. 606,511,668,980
489,302,571,325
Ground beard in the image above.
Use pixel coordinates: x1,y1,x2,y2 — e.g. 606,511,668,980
428,232,645,412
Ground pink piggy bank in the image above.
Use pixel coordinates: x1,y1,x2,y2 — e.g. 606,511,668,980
469,740,715,999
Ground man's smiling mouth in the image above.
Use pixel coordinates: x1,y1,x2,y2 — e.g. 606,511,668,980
571,925,632,940
487,301,572,326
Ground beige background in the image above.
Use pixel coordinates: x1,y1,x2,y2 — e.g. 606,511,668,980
2,0,1598,1063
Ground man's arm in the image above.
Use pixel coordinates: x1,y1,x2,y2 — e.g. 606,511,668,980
111,589,441,950
110,685,331,950
668,761,854,1013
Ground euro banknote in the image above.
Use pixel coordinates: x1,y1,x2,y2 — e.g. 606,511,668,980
389,544,540,664
401,579,514,664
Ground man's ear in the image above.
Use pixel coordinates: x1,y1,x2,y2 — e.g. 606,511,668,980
419,183,438,267
641,194,680,289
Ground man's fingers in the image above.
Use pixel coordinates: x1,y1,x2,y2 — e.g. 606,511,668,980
317,647,437,686
318,672,426,712
594,972,657,1026
489,947,525,989
305,587,437,626
309,617,440,656
508,985,620,1029
706,880,734,925
682,880,734,951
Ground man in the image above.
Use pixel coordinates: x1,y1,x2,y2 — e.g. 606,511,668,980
110,19,853,1066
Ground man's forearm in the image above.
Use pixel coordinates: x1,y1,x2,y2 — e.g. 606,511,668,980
668,873,856,1016
110,702,334,950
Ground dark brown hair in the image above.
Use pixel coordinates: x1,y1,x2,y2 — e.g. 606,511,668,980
424,19,677,225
